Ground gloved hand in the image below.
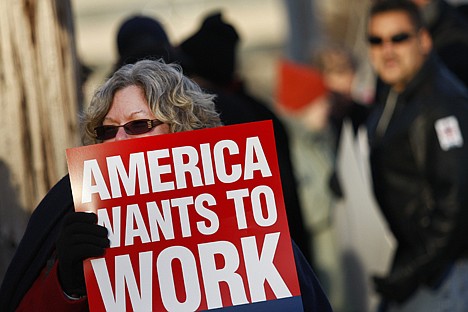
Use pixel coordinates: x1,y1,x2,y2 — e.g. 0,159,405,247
56,212,109,297
372,272,419,304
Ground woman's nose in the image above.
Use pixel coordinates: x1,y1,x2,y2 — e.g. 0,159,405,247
114,127,129,141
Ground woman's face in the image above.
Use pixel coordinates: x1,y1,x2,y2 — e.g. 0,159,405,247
102,85,170,142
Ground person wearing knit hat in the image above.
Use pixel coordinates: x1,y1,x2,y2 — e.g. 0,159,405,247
177,12,313,268
113,15,174,72
178,12,239,88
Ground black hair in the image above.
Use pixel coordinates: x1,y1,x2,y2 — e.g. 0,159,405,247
369,0,426,30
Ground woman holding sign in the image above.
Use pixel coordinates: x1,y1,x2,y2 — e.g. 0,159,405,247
0,60,331,312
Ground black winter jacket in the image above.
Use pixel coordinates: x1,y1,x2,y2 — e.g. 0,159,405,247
367,54,468,297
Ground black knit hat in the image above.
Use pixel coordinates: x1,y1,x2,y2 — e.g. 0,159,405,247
115,15,173,69
179,12,240,86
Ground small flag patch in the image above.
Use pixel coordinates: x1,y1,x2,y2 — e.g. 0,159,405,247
435,116,463,151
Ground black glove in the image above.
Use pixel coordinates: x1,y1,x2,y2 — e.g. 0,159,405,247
372,272,419,304
56,211,110,297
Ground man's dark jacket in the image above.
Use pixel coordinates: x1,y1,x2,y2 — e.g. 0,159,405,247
367,54,468,300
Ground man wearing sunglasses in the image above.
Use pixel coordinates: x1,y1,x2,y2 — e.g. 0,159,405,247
366,1,468,311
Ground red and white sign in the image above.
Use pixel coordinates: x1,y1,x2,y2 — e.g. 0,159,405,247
66,121,301,311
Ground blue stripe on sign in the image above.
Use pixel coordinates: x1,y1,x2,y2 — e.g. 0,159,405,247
202,296,303,311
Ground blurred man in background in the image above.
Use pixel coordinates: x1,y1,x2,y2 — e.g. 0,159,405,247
176,12,313,264
366,0,468,311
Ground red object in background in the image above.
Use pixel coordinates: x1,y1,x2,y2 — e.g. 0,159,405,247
276,59,327,112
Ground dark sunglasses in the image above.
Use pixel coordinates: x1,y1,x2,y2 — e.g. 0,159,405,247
94,119,163,140
367,32,413,46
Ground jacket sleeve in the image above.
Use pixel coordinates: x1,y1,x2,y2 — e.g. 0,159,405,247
292,240,333,312
0,175,74,311
16,261,88,312
421,103,468,283
400,99,468,287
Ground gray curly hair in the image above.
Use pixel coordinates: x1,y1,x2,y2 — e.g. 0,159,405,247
81,59,222,145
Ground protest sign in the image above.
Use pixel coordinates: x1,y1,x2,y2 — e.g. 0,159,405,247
66,121,302,311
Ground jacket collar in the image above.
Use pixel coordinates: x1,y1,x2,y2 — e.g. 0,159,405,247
376,52,439,104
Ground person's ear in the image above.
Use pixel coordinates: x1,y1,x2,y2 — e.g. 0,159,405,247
419,28,433,55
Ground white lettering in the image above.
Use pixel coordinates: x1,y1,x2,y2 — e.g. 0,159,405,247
125,204,151,246
198,241,249,309
107,153,149,199
147,149,175,192
242,233,291,302
226,189,250,230
226,186,278,229
170,197,194,238
200,143,215,185
89,235,290,310
146,200,175,241
157,246,201,311
251,185,277,227
172,146,203,189
82,159,111,203
98,194,220,249
98,206,121,248
195,193,219,235
244,137,272,179
80,137,273,202
92,252,153,312
214,140,242,183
